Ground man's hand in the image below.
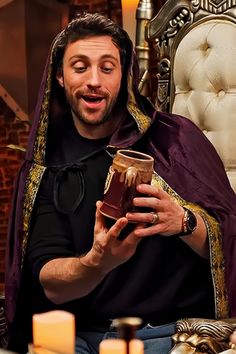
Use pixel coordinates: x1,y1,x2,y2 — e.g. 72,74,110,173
40,201,142,304
126,184,184,237
125,184,209,259
80,201,142,273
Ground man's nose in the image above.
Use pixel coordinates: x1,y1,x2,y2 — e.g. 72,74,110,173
87,68,101,88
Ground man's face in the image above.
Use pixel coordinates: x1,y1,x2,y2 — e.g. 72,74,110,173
57,35,122,127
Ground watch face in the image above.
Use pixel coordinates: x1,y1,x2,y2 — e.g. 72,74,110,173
187,210,197,232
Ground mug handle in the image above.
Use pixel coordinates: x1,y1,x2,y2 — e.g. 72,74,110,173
125,166,138,187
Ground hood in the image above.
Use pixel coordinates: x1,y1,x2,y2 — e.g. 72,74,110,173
25,16,156,166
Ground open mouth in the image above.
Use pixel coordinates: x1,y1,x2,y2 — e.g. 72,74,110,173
82,95,104,103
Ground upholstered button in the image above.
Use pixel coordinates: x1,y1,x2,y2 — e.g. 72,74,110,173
200,41,210,55
218,90,225,97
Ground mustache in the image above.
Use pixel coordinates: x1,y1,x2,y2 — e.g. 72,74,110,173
76,89,109,97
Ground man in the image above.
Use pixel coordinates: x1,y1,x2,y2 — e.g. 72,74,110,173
5,12,236,354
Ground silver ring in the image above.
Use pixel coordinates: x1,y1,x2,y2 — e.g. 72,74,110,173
150,211,159,224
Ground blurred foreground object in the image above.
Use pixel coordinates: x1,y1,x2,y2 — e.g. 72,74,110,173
32,310,75,354
99,317,144,354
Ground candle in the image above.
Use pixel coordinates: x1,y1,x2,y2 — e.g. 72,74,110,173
130,339,144,354
121,0,139,45
33,310,75,354
99,339,126,354
99,338,144,354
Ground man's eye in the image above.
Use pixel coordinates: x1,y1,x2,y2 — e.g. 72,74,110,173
101,67,113,73
74,66,86,73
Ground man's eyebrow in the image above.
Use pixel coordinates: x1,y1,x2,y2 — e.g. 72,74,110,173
68,54,119,63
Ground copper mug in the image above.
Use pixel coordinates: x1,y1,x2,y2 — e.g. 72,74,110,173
100,149,154,220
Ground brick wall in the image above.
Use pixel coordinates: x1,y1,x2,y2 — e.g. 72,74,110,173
0,98,30,294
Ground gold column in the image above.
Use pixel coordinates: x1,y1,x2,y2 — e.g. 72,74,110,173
135,0,154,98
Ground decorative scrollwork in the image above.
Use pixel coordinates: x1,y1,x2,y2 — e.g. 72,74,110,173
166,8,191,38
191,0,200,12
192,0,236,13
156,58,170,110
153,7,191,110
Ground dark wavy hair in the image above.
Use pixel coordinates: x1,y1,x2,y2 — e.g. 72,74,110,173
54,12,131,72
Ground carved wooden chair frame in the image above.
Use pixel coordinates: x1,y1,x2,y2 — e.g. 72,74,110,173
145,0,236,112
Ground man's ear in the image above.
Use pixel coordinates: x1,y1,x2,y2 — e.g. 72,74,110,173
56,69,64,87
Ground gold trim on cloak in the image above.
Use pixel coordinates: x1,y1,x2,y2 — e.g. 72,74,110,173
151,172,229,319
22,163,46,265
127,74,152,134
33,31,62,165
33,65,53,165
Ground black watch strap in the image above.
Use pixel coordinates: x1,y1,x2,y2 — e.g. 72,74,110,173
174,207,197,237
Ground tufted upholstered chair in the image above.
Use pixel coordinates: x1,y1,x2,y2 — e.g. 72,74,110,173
144,0,236,191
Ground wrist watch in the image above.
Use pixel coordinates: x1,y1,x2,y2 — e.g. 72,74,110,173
181,207,197,236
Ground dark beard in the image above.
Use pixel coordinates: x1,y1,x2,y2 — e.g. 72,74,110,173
71,105,113,126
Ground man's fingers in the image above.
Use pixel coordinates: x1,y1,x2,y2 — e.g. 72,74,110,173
95,201,105,230
108,218,128,239
137,184,168,199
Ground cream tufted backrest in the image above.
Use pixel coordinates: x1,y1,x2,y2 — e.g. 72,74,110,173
145,0,236,191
